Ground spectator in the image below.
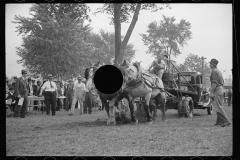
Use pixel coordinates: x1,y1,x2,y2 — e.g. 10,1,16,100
39,74,57,116
228,89,232,106
65,79,74,111
69,76,86,116
63,81,68,110
56,81,64,111
6,76,9,97
11,76,17,89
224,89,228,103
6,86,16,117
13,69,29,118
209,58,231,127
27,77,34,113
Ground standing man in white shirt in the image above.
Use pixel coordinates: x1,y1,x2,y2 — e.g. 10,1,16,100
69,76,86,116
39,74,57,116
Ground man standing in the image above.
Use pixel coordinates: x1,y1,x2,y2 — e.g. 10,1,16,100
69,76,86,116
209,59,231,127
39,74,57,116
65,79,74,111
13,69,29,118
84,72,94,114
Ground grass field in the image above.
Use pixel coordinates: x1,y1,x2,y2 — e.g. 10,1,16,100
6,104,232,156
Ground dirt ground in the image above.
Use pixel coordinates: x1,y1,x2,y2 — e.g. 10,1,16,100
6,104,232,156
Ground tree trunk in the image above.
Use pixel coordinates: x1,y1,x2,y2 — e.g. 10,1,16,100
120,4,142,63
114,4,122,66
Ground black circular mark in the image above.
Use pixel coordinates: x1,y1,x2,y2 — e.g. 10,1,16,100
132,157,144,160
14,157,27,160
44,157,56,160
73,157,86,160
102,157,115,160
190,157,203,160
94,65,123,95
220,157,232,160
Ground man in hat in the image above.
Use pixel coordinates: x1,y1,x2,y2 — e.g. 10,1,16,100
209,58,231,127
39,74,57,116
69,76,86,116
13,69,29,118
148,54,167,80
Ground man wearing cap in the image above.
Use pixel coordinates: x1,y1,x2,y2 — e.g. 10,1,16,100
13,69,29,118
209,59,231,127
69,76,86,116
39,74,57,116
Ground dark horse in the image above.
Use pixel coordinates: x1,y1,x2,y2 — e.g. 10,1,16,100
84,62,138,125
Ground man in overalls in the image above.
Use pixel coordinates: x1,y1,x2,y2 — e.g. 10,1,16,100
209,58,231,127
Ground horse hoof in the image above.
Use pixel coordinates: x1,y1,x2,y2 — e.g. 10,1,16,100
113,121,116,125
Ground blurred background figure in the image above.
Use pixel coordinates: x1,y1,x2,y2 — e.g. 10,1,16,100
69,76,86,116
228,89,232,106
56,81,64,111
65,79,74,112
27,77,34,113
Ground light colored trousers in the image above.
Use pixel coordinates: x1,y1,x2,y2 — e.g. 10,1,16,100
213,86,231,125
69,96,84,115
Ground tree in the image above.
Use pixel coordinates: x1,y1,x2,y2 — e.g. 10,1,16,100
175,63,190,72
183,53,211,87
95,3,170,66
141,15,192,66
87,29,136,65
13,4,92,80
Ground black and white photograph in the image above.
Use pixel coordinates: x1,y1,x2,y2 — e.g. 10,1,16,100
6,3,232,156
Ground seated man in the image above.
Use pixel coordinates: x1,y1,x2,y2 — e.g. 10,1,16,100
6,86,16,117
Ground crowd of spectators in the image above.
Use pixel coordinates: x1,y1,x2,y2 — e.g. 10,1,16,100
6,75,102,118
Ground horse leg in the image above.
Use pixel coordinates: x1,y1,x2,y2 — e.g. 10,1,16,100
144,92,153,124
109,105,116,125
158,92,167,121
100,96,111,125
150,99,157,121
128,96,138,124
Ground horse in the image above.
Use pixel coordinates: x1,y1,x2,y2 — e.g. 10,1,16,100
84,61,137,125
118,60,167,124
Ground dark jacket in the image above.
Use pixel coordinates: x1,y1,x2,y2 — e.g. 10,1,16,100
14,77,29,97
66,84,74,98
33,84,38,96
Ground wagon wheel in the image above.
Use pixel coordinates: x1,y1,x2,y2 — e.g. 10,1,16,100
207,103,213,115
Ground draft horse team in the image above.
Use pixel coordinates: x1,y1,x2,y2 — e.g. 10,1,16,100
84,59,167,125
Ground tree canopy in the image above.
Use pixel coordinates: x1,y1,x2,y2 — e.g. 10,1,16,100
12,4,137,80
182,53,211,87
141,15,192,61
94,3,170,65
87,29,136,65
13,4,92,79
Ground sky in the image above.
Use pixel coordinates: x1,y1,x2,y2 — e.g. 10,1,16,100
6,3,232,79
